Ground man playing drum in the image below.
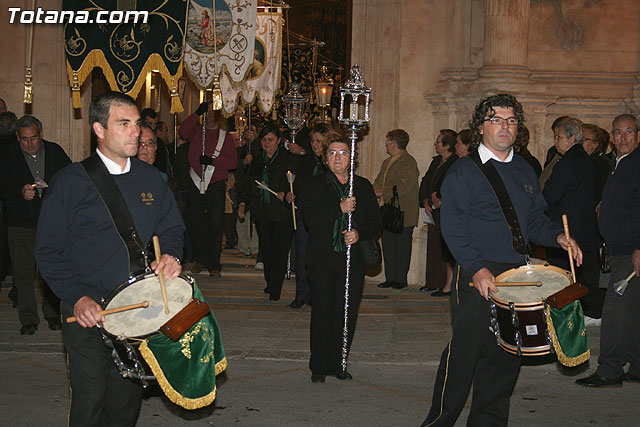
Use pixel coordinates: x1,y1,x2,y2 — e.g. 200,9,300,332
35,92,184,426
421,94,582,427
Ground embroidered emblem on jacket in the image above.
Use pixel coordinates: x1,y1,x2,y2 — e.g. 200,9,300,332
141,192,154,205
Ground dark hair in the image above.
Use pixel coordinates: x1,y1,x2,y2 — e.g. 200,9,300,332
258,122,282,143
469,94,525,148
89,91,137,135
141,108,158,121
310,123,329,136
386,129,410,150
322,131,354,167
439,129,457,153
514,125,530,151
458,129,472,146
139,122,157,143
582,123,609,154
0,111,19,137
612,113,640,133
16,115,43,134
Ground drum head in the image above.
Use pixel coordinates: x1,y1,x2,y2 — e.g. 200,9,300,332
492,264,571,305
103,275,193,338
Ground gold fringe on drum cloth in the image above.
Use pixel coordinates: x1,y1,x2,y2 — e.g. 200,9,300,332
545,302,590,367
140,340,228,410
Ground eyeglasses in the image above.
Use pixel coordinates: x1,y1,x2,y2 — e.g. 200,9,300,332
327,149,350,157
139,141,157,148
383,139,394,145
484,116,518,126
19,135,40,143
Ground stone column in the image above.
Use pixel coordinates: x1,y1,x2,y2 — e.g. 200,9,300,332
481,0,530,76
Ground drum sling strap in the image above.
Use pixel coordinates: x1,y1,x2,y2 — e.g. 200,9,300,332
81,155,147,276
469,150,531,256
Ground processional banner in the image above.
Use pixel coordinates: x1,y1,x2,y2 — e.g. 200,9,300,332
183,0,257,90
220,11,282,117
63,0,188,113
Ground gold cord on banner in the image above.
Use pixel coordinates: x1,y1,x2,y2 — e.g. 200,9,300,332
23,67,33,104
210,2,223,110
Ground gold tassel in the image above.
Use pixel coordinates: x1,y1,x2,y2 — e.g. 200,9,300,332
170,84,184,114
71,71,81,109
23,66,33,104
210,74,223,111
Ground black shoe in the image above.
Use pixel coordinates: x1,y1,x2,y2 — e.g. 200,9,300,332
269,293,280,301
377,281,396,288
432,290,451,297
311,373,326,383
332,370,353,380
624,372,640,383
575,373,623,388
392,282,408,289
46,317,62,331
263,287,269,294
289,300,306,309
209,269,222,278
8,292,18,308
20,324,37,335
190,263,205,274
419,286,438,293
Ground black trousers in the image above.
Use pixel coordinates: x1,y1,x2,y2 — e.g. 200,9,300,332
596,254,640,379
255,219,293,297
547,248,605,318
423,263,521,427
7,226,59,326
187,180,225,271
61,301,143,427
308,255,364,375
382,226,413,284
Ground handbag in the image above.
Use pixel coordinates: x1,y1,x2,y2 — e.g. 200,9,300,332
360,237,382,268
381,185,404,234
599,242,610,274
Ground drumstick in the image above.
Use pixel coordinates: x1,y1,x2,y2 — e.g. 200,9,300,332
66,301,149,323
562,214,577,282
469,281,543,287
287,171,297,230
153,236,170,315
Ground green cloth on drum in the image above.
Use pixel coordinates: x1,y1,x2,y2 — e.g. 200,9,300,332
545,301,590,367
140,285,227,410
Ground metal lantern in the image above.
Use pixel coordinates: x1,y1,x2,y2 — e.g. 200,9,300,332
234,108,247,142
314,65,334,124
337,63,371,377
282,82,307,145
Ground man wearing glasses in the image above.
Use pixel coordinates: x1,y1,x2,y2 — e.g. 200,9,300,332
421,94,582,426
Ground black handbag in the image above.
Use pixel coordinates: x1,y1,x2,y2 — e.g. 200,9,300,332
599,242,610,274
360,237,382,268
381,185,404,234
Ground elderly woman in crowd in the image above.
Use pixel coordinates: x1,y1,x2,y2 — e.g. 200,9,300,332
455,128,472,158
418,129,458,295
373,129,419,290
238,123,294,301
300,132,381,383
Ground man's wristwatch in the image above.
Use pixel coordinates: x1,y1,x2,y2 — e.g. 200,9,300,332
170,256,181,264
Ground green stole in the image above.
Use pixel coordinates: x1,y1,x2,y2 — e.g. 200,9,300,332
260,148,279,205
330,174,349,253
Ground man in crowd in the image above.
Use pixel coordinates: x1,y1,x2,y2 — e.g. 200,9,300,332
179,101,237,277
0,115,71,334
576,113,640,387
35,91,184,425
542,117,603,324
422,94,581,426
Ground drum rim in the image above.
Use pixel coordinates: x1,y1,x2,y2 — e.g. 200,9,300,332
499,340,552,356
491,264,572,307
101,273,195,341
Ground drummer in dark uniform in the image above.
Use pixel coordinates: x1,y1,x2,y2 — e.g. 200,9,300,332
421,94,582,427
35,92,184,426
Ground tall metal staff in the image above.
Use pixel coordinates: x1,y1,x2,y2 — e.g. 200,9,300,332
336,64,371,376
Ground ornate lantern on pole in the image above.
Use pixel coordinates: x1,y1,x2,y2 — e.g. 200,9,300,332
282,82,307,145
314,65,334,124
337,64,371,377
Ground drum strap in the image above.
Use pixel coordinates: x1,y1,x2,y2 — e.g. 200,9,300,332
81,155,148,276
469,151,531,256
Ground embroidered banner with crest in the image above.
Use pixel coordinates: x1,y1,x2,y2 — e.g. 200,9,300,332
220,11,282,117
63,0,187,113
183,0,257,90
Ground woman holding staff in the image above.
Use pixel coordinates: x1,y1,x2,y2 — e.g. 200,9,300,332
237,124,294,301
299,132,381,382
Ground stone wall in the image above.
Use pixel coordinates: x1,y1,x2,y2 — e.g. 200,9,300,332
352,0,640,285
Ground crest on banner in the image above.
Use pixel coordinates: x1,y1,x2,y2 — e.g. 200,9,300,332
220,11,282,117
183,0,257,89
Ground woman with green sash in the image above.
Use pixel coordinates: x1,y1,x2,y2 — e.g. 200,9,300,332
300,133,382,383
237,124,294,301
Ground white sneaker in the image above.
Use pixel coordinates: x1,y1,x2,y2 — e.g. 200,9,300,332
254,262,264,271
584,316,602,326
